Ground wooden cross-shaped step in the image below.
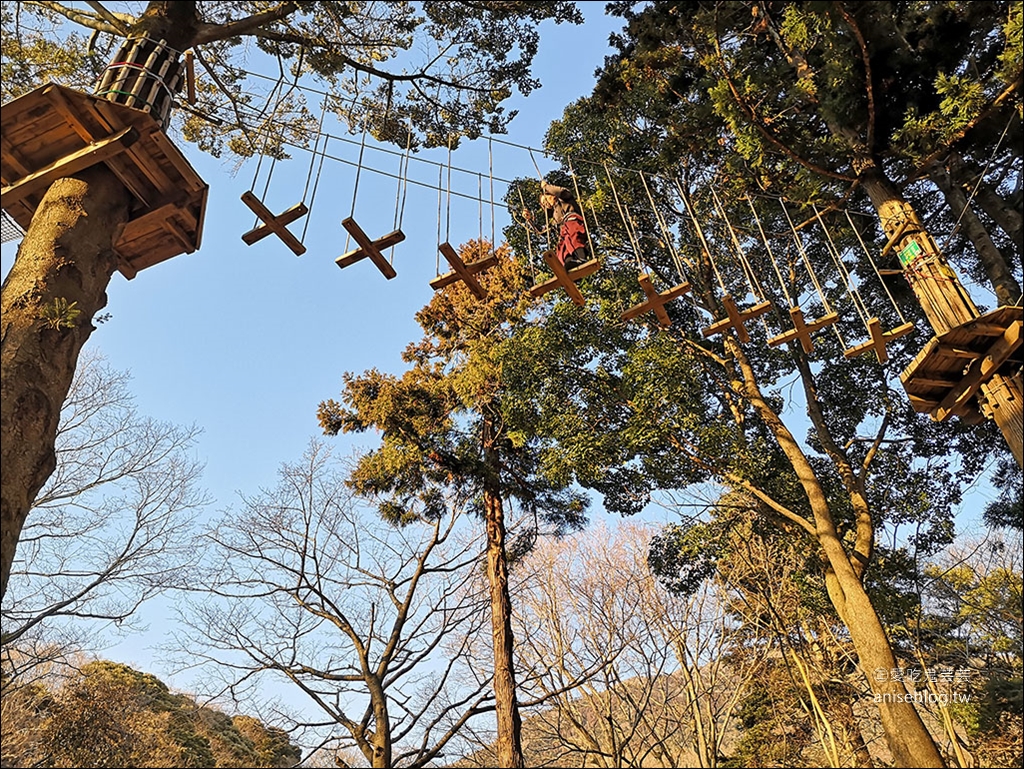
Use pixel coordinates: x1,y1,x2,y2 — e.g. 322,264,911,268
702,295,772,343
430,242,497,300
843,318,915,364
529,250,601,307
767,306,839,353
335,217,404,279
620,274,692,328
240,191,307,256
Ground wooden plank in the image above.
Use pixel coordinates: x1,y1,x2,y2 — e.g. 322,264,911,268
843,319,915,364
63,89,168,199
336,218,402,278
59,93,154,205
879,218,912,260
0,134,33,182
703,296,772,344
934,320,1022,422
240,191,306,256
1,126,138,209
91,98,171,195
621,274,691,327
241,201,308,245
430,250,499,291
907,375,961,390
935,345,982,360
907,395,941,412
529,252,601,306
430,242,488,299
148,129,205,193
162,216,194,253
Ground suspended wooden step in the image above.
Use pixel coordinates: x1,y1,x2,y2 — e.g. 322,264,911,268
843,319,915,363
335,217,402,279
901,305,1021,424
702,295,771,343
767,306,839,354
0,83,207,279
529,251,601,307
621,274,691,328
240,192,307,256
431,242,497,300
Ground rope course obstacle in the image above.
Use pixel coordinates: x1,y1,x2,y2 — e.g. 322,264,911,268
240,60,314,257
1,36,207,278
431,137,499,300
5,46,1014,455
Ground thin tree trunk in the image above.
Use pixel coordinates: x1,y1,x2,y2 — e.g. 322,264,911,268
482,412,525,769
949,152,1023,254
1,167,130,598
928,160,1021,306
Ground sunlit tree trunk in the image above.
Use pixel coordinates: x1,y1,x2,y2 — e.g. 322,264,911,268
482,410,525,769
1,1,199,600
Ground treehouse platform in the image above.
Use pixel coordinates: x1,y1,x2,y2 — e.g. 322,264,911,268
0,83,207,279
900,305,1022,423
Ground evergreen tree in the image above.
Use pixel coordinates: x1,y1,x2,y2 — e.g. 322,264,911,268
319,241,588,769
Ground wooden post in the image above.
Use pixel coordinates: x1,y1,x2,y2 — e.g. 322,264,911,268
865,170,1024,466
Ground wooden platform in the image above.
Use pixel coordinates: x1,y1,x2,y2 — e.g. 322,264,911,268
900,305,1022,422
1,83,207,279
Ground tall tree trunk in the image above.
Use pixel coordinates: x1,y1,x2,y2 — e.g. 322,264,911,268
368,677,392,769
727,339,946,768
928,160,1021,306
1,167,131,599
0,1,199,600
482,412,525,769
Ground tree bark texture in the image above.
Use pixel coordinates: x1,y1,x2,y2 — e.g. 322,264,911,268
1,1,199,601
482,414,525,769
1,167,131,599
928,160,1021,306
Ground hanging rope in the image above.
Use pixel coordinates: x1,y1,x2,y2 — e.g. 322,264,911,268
747,196,794,307
679,185,729,294
710,187,768,302
393,126,412,233
813,204,872,330
638,170,687,284
517,185,537,283
445,134,454,246
779,200,846,348
343,115,370,254
436,163,444,276
567,156,593,260
488,137,496,249
845,210,908,324
603,162,643,270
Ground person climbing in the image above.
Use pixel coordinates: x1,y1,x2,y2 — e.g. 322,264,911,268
522,182,590,271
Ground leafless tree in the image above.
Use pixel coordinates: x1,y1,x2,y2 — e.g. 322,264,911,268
180,440,494,769
1,351,207,684
458,522,764,768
